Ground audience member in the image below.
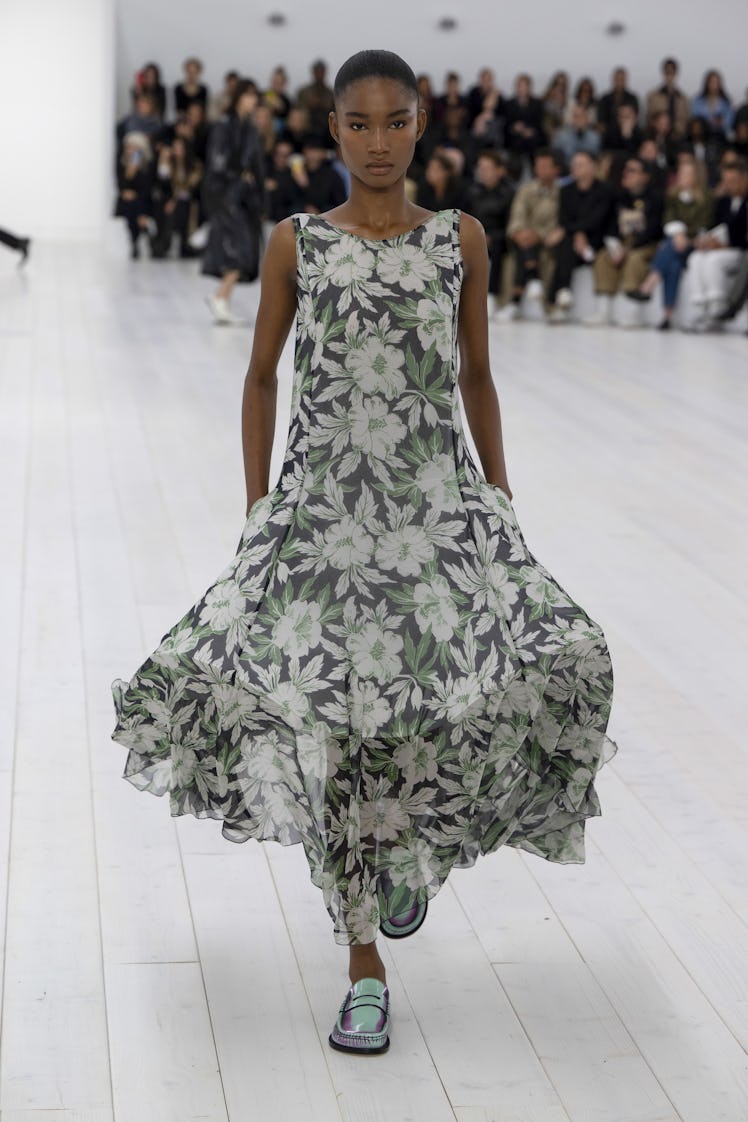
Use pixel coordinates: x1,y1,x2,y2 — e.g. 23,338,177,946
647,110,679,171
432,72,468,128
645,58,690,137
554,104,601,168
416,74,435,121
691,70,734,142
296,59,335,138
592,156,663,318
184,102,209,162
629,155,714,328
175,58,209,116
637,140,669,199
470,86,504,150
118,92,165,146
602,102,645,158
466,68,502,128
469,150,515,312
686,158,748,329
150,138,203,259
415,150,471,213
114,132,156,258
264,66,292,124
598,67,640,133
131,63,167,118
547,151,613,320
683,115,723,187
569,77,598,126
430,105,479,177
290,134,347,214
253,103,278,161
278,105,311,153
503,74,547,165
208,71,239,122
264,139,304,222
542,71,570,136
498,148,561,320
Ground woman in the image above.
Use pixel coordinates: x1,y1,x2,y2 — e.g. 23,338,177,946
542,70,569,137
201,79,266,324
629,155,714,327
416,149,468,210
111,49,616,1056
150,137,203,259
114,131,156,259
263,65,292,124
131,62,166,119
569,77,598,126
692,71,734,142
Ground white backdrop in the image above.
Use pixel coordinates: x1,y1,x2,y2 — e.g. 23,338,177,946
116,0,748,117
0,0,114,240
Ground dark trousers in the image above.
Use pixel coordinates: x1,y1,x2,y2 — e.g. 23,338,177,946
487,234,505,295
0,227,24,251
549,236,586,302
511,244,540,292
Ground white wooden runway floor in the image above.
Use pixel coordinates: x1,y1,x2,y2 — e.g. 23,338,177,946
0,231,747,1122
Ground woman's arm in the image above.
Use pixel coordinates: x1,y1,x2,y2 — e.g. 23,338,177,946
456,211,512,500
241,217,298,515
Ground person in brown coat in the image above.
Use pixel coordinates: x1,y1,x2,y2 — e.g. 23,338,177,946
645,58,690,138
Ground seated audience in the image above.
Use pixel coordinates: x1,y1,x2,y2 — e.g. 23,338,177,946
290,133,347,213
175,58,208,116
114,132,156,259
503,74,547,165
569,77,598,126
602,102,645,158
253,103,278,161
432,72,468,127
265,139,304,222
686,158,748,328
691,70,734,143
277,105,310,153
547,151,613,319
296,59,335,137
629,155,714,327
542,71,570,137
598,68,640,133
429,105,479,177
150,138,203,258
470,86,504,150
264,66,292,125
415,150,472,213
184,102,209,162
683,115,724,187
498,148,561,320
466,68,503,128
208,71,239,122
131,63,167,119
118,92,165,146
554,104,601,168
637,139,669,199
592,156,663,314
645,58,690,138
468,150,516,312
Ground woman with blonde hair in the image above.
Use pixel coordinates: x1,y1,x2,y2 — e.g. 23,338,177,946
629,154,714,327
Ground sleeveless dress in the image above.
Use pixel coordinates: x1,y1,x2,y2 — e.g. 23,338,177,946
111,208,617,945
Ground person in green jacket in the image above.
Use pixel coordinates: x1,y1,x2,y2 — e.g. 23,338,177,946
629,154,713,327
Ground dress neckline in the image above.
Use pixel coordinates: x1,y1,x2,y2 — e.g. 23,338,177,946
312,210,445,244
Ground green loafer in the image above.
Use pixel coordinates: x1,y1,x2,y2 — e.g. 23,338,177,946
378,868,428,939
329,977,390,1054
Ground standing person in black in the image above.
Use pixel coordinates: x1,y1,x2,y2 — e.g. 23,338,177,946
131,63,167,120
503,74,547,172
175,58,209,117
546,151,613,319
201,80,266,325
598,68,640,134
468,150,515,313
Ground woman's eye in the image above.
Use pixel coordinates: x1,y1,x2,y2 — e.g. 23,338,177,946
391,121,406,128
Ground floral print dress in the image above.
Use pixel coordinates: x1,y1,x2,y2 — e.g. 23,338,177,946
111,208,617,945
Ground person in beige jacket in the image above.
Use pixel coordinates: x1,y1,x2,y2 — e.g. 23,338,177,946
497,148,561,319
645,58,690,138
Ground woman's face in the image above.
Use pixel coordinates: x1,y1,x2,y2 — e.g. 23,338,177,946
706,72,721,97
237,90,259,117
425,157,448,187
329,78,425,185
677,160,697,189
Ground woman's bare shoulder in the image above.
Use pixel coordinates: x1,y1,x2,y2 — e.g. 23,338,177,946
262,216,298,286
456,211,488,271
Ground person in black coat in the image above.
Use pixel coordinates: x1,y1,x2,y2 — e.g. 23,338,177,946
114,132,157,258
265,140,305,223
131,63,167,120
503,74,547,166
597,68,640,133
175,58,209,116
594,156,664,297
467,150,515,308
201,80,266,324
289,133,348,214
547,151,613,311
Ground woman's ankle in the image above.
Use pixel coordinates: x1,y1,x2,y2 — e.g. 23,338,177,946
349,943,386,985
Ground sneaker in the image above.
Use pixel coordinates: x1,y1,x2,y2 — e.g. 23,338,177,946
582,296,612,327
548,306,568,324
556,287,573,309
525,278,544,301
206,295,247,325
495,302,521,323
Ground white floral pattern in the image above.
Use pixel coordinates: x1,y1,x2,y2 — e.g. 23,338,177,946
111,208,617,945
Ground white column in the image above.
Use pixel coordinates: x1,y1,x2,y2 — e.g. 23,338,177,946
0,0,115,241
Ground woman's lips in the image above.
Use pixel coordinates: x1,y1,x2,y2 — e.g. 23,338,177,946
367,163,394,174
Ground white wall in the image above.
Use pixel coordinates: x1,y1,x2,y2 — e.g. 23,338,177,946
0,0,114,241
115,0,748,117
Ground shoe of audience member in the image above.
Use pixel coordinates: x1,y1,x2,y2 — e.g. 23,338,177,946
556,287,573,309
548,306,568,324
17,238,31,266
625,289,652,302
525,278,544,301
495,302,522,323
582,296,612,326
657,318,671,331
130,241,140,260
715,306,737,322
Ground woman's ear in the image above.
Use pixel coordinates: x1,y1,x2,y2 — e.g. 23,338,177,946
416,107,428,141
328,110,339,144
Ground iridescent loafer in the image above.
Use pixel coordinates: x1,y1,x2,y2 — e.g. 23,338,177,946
378,869,428,939
328,977,390,1054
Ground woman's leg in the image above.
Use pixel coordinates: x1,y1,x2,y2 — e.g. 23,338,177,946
216,268,240,302
661,251,687,314
349,940,386,985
